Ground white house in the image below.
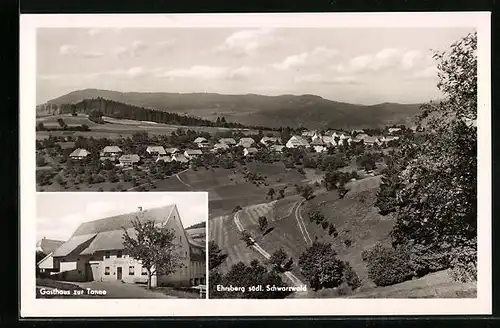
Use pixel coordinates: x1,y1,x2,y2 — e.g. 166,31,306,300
238,138,255,148
69,148,90,160
313,145,328,153
260,136,281,146
286,136,310,148
243,147,258,157
194,137,209,148
172,154,189,163
165,148,179,155
388,127,402,134
119,154,141,167
212,143,230,152
146,146,167,156
156,156,173,163
270,145,285,153
42,204,206,287
184,149,203,159
219,138,237,146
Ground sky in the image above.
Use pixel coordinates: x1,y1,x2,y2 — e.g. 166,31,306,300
36,192,207,241
36,27,474,105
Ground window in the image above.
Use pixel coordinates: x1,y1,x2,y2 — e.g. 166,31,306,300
117,251,123,258
141,267,148,276
105,252,110,259
104,267,110,275
129,266,135,275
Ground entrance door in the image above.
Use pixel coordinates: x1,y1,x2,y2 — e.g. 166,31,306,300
117,267,122,280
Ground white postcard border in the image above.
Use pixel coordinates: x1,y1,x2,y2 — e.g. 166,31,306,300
20,12,491,317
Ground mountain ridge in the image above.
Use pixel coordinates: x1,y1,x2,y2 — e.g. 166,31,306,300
39,88,423,129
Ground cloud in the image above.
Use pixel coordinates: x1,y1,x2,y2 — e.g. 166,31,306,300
81,51,105,58
295,73,360,85
216,28,280,56
406,65,438,80
160,65,228,80
59,44,77,56
39,67,164,81
226,66,262,81
59,44,104,59
87,28,102,36
401,50,423,70
157,39,176,48
114,40,149,59
273,46,339,70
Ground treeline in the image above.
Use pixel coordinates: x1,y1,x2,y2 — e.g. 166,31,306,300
57,97,276,131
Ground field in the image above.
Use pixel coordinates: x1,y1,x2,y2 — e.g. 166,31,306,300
301,175,394,284
36,114,258,140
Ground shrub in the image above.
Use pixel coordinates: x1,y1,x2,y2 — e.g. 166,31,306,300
298,242,344,291
309,210,324,224
269,248,288,270
406,243,450,277
321,221,329,230
344,239,352,248
448,237,477,283
328,223,337,236
363,243,414,287
336,282,353,296
341,261,361,290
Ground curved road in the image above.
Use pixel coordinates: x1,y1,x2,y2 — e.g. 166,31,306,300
234,210,307,294
293,200,313,245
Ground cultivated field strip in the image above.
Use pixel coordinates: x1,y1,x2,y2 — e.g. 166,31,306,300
237,201,277,227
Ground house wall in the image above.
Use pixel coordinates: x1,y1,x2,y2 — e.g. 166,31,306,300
38,254,55,270
55,254,94,282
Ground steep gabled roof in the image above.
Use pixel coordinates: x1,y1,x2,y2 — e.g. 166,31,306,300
36,238,65,254
194,137,208,143
185,149,203,155
69,148,90,157
165,147,179,154
103,146,122,153
219,138,237,144
119,154,140,162
146,146,166,155
55,205,178,257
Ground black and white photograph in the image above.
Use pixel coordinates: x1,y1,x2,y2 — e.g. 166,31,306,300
36,192,207,299
21,12,490,316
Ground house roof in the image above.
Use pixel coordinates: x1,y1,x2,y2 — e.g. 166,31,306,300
287,136,310,146
213,143,229,149
363,136,381,143
239,137,255,144
194,137,208,143
69,148,90,157
322,136,333,143
103,146,122,153
185,149,203,155
156,156,173,163
301,131,316,137
119,154,140,162
271,145,285,151
260,136,280,143
311,138,324,145
245,147,258,153
36,238,65,254
219,138,237,144
173,154,189,162
146,146,166,155
55,205,177,257
165,148,179,154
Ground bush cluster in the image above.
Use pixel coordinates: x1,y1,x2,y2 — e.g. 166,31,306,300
362,243,414,287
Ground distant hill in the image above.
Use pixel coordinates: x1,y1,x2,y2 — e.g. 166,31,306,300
40,89,423,129
186,221,206,230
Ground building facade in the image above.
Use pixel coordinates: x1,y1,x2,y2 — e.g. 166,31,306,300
41,204,206,287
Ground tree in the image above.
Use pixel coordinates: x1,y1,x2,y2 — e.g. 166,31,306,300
390,32,477,281
240,230,254,246
57,118,67,129
309,210,324,224
301,185,314,200
267,188,275,200
328,223,337,236
269,248,288,269
337,184,348,198
278,189,285,199
122,216,184,289
298,242,344,291
258,216,268,232
209,240,227,270
37,122,45,131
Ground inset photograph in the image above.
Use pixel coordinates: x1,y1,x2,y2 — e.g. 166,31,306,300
36,192,207,299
